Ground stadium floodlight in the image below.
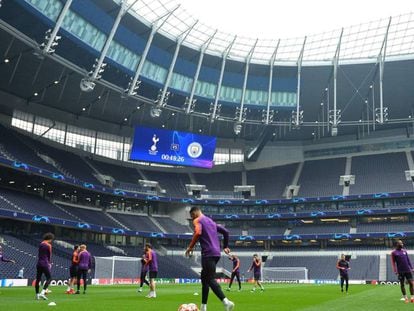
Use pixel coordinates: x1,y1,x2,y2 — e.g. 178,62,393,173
183,97,196,114
291,110,303,128
124,78,141,97
38,28,63,56
328,109,342,124
262,109,274,124
375,107,389,123
80,59,107,92
209,103,221,123
154,89,170,107
234,106,247,123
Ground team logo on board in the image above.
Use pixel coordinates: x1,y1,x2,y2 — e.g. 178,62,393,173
187,142,202,158
149,134,159,155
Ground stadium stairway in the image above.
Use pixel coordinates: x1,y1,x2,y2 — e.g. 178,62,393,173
83,158,106,185
406,150,414,170
283,162,303,197
291,162,304,187
148,216,167,233
105,245,126,255
104,211,130,230
0,143,17,161
52,200,83,221
34,150,76,180
136,168,147,181
22,139,69,178
188,172,197,185
0,194,28,213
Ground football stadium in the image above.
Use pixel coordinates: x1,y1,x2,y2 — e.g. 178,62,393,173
1,0,414,310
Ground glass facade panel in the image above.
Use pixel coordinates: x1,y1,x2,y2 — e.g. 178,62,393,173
26,0,62,21
96,132,124,160
220,86,242,103
65,125,95,153
141,60,167,84
11,110,33,132
170,72,193,93
33,116,65,144
62,10,106,51
195,81,216,99
107,41,140,70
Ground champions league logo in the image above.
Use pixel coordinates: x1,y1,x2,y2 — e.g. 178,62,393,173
187,142,203,158
149,134,159,155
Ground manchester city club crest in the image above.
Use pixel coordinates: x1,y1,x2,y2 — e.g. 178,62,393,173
187,142,203,158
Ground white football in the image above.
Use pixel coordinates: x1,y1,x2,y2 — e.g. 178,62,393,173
178,303,199,311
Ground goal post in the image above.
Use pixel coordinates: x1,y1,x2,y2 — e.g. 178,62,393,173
262,267,308,281
94,256,140,284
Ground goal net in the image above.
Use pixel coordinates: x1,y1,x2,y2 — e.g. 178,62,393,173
94,256,140,284
262,267,308,281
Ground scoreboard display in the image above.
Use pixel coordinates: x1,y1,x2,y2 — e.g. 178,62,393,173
129,126,217,168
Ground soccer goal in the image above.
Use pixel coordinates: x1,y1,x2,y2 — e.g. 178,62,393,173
262,267,308,281
94,256,140,284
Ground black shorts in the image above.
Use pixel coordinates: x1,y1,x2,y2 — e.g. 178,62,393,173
70,265,78,278
77,268,88,281
398,272,413,282
340,273,349,280
36,266,51,281
231,271,240,277
201,256,220,282
149,271,157,279
254,273,261,281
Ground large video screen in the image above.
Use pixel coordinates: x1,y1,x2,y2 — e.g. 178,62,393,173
129,126,217,168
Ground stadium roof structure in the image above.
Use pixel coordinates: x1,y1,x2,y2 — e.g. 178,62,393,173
121,0,414,65
0,0,413,142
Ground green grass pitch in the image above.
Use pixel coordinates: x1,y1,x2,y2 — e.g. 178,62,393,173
0,283,411,310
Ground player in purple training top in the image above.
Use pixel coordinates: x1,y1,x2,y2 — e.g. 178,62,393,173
248,254,264,292
336,254,350,293
138,254,150,293
144,243,158,298
0,244,16,264
185,206,235,311
227,254,241,291
35,232,54,300
76,244,92,294
391,240,414,303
